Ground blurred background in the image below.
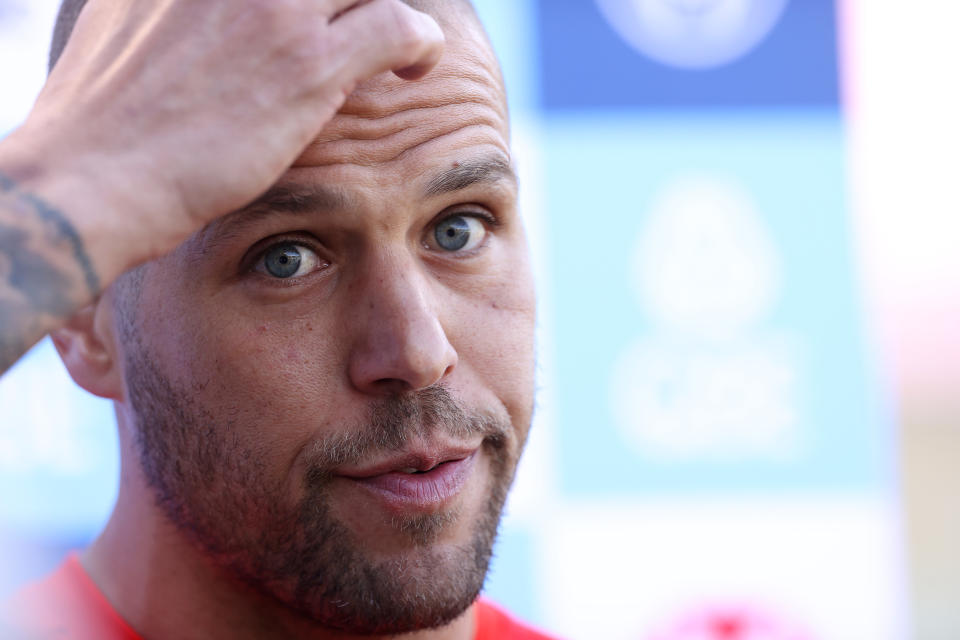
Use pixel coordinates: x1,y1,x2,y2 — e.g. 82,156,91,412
2,1,958,638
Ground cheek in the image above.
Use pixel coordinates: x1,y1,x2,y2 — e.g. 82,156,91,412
451,276,537,422
161,311,347,469
210,321,342,410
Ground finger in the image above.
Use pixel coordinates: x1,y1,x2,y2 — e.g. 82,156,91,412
330,0,445,83
326,0,372,22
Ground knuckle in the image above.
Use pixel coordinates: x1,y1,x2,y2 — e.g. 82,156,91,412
383,1,430,55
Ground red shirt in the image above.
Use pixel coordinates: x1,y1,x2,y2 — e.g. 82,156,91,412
4,555,556,640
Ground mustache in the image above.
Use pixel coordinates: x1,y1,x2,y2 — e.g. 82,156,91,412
302,386,508,478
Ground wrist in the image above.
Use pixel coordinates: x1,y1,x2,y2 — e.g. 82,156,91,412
0,125,180,289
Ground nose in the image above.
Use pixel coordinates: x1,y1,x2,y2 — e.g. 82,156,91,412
347,260,458,395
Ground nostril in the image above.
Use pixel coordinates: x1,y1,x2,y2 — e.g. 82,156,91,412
372,378,413,394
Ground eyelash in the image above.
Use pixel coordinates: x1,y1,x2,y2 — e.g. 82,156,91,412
457,209,500,229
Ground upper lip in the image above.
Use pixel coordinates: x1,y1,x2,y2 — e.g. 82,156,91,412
336,443,479,479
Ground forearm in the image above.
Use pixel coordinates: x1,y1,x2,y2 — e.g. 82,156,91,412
0,156,101,375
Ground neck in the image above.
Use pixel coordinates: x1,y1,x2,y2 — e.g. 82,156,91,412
83,425,475,640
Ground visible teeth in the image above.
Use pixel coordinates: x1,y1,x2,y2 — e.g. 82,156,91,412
400,468,419,474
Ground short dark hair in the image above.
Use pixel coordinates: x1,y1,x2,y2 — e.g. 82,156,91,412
49,0,478,74
49,0,86,73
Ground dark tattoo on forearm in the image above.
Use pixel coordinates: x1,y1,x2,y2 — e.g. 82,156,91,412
0,172,100,295
0,170,101,373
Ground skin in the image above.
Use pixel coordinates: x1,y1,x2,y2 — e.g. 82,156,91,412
0,0,445,373
0,1,536,639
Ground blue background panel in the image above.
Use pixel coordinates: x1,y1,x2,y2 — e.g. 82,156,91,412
539,0,839,109
546,110,888,494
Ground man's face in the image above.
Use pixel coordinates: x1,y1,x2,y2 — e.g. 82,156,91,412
112,19,536,635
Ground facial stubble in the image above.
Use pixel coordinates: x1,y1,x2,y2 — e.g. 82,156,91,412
122,335,521,635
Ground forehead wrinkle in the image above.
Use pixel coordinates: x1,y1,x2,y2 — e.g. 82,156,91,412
297,107,506,168
309,64,506,143
297,30,508,167
313,99,501,146
340,64,505,121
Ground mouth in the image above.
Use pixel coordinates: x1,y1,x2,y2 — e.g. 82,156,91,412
336,447,480,514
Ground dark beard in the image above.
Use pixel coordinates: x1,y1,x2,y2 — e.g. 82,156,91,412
123,339,518,635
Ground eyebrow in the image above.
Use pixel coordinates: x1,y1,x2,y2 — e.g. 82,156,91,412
200,183,354,248
236,183,353,219
423,156,517,198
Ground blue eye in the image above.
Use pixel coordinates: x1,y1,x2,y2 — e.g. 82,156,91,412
256,243,323,279
433,215,486,252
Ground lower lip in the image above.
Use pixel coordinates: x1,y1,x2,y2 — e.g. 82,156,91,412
344,452,478,513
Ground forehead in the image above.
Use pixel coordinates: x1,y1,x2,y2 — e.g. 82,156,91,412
294,16,508,173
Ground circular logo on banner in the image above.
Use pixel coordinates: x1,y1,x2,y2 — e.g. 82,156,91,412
609,173,800,462
632,174,781,338
594,0,790,69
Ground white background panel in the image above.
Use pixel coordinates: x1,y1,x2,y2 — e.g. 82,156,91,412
540,497,906,639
